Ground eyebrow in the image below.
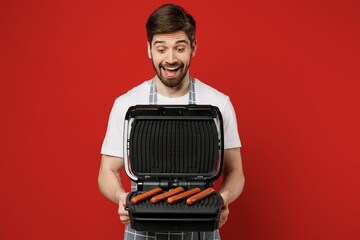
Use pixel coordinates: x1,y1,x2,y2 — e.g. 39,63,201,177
153,40,189,46
175,40,189,45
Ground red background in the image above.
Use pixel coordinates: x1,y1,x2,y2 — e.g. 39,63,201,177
1,0,359,239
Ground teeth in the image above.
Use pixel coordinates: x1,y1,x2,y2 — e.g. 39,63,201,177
165,66,180,71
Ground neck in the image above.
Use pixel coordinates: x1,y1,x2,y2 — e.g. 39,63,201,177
156,74,191,98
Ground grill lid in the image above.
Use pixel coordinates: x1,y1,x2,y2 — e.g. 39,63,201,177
123,105,224,184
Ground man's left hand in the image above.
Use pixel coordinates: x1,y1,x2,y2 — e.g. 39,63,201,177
219,194,229,228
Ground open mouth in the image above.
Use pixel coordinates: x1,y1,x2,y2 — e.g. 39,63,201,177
162,65,181,78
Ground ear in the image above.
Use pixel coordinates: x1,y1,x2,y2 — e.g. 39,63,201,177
147,42,152,59
191,40,198,57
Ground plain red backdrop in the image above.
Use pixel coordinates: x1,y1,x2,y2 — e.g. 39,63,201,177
1,0,359,239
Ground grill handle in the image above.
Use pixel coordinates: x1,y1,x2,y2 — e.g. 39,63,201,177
123,118,138,182
205,112,224,184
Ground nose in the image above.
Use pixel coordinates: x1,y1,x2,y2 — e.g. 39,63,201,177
165,49,177,64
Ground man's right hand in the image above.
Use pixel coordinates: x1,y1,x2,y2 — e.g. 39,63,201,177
117,192,130,226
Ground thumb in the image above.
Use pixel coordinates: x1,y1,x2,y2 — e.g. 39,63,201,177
122,193,129,207
220,194,227,208
222,199,227,208
118,192,129,207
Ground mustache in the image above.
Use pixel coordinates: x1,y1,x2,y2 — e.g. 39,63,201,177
160,62,183,68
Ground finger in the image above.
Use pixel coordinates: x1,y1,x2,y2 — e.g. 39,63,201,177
220,215,228,222
119,192,129,206
118,209,129,216
219,220,225,228
220,209,229,217
219,217,227,228
118,206,129,216
219,212,228,225
220,204,229,213
221,202,229,210
120,215,130,223
220,194,228,207
120,217,131,226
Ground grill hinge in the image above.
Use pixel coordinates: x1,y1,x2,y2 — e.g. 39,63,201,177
141,179,170,191
140,178,210,191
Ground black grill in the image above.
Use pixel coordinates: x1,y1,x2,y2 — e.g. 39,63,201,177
124,105,224,232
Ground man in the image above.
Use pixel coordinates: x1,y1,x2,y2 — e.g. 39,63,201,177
98,4,245,240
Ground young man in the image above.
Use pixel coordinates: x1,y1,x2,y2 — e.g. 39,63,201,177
98,4,245,240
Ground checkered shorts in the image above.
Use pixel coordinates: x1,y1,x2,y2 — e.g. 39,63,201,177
124,226,220,240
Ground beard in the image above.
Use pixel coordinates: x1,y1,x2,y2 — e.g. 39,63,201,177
152,60,191,88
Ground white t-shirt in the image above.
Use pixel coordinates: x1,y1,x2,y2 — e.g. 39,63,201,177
101,78,241,157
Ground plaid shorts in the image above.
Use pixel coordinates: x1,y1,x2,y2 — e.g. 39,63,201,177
124,226,220,240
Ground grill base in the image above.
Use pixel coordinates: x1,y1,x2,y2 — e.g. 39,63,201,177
126,191,223,232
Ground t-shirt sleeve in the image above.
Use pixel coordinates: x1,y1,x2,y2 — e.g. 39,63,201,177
101,100,124,158
223,97,242,149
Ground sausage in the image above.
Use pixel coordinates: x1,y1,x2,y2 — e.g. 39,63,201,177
186,188,215,205
167,188,201,204
151,187,185,203
131,187,163,204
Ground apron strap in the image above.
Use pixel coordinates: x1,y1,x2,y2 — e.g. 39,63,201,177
149,76,196,104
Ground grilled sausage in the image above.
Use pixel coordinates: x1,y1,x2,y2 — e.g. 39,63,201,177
151,187,185,203
131,187,163,204
186,188,215,205
167,188,201,204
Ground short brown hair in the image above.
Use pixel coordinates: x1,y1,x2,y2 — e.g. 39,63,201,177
146,4,196,45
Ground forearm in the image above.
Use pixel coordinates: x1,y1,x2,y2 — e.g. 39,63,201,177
98,169,125,204
98,155,126,204
219,148,245,205
219,168,245,205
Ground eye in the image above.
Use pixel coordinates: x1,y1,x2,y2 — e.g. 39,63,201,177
177,47,185,52
157,48,165,53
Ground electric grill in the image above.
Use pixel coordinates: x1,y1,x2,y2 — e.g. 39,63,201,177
124,105,224,231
